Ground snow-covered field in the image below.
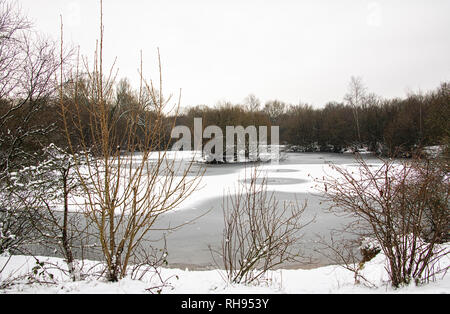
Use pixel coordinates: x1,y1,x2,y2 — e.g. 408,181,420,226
1,248,449,294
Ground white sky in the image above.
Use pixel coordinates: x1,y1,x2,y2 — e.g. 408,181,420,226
18,0,450,108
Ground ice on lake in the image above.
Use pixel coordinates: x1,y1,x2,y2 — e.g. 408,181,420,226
29,152,384,270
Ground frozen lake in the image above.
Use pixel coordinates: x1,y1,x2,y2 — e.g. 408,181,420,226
142,152,383,269
29,152,384,270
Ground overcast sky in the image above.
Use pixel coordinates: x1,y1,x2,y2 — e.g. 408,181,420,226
18,0,450,108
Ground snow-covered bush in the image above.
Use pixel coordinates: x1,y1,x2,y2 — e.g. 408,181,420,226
360,237,381,264
0,144,94,281
17,144,95,281
0,169,42,256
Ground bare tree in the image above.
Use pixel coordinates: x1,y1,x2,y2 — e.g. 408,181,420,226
263,100,286,123
0,1,73,281
0,0,31,100
0,0,67,171
344,76,367,144
243,94,261,112
59,1,203,282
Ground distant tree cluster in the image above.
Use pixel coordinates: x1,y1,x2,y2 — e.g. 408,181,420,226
174,79,449,157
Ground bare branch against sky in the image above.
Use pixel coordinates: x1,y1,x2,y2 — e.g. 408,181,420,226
18,0,450,108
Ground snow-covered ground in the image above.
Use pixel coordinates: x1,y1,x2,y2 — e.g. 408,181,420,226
1,248,449,294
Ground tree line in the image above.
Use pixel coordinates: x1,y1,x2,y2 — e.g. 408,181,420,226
175,78,449,157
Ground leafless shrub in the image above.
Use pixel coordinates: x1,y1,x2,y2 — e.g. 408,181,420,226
0,255,60,290
319,155,449,288
315,233,378,288
130,241,168,280
11,144,101,281
0,171,43,256
59,2,203,282
126,238,179,294
212,167,312,285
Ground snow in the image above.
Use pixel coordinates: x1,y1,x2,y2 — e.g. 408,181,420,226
1,247,448,294
177,159,386,212
2,152,448,294
41,150,385,215
423,145,445,158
